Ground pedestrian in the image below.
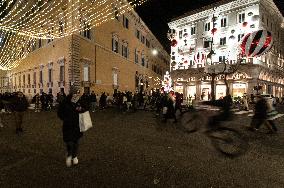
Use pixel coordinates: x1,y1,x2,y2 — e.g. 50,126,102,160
242,94,249,111
13,92,28,134
248,95,275,133
57,93,84,167
33,93,41,112
90,91,97,112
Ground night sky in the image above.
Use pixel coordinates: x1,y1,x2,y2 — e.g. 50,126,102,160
135,0,284,53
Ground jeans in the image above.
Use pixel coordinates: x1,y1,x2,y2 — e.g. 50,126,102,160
15,111,24,130
66,140,79,158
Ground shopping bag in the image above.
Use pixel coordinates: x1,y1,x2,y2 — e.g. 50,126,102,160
79,111,93,132
162,107,168,115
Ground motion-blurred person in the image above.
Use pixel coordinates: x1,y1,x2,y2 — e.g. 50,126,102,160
207,95,233,128
248,95,276,133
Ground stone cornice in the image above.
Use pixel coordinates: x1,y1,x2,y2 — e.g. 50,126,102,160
169,0,260,28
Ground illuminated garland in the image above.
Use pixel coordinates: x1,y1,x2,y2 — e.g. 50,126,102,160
0,0,149,70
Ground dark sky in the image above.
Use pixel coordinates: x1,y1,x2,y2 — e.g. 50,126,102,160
135,0,284,53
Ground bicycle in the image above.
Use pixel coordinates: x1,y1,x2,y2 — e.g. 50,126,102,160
179,108,248,158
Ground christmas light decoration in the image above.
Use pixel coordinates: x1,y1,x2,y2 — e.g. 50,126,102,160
194,51,206,66
240,30,273,57
0,0,149,70
171,39,178,47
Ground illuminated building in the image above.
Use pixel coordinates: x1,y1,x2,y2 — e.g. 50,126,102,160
168,0,284,100
0,1,169,97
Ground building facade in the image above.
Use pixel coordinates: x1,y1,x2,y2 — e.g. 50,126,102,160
168,0,284,100
0,1,170,98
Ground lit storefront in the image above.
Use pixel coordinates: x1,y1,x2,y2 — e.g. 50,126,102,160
232,83,247,97
168,0,284,100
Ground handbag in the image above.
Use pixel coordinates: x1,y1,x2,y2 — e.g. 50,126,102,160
79,111,93,132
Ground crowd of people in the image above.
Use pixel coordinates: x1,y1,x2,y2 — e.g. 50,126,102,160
0,89,282,167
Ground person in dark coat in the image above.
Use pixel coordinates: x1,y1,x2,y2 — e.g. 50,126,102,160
249,95,276,133
57,93,83,167
13,92,28,134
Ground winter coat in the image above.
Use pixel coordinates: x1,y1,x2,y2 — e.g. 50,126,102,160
254,98,267,119
57,100,83,142
13,96,28,112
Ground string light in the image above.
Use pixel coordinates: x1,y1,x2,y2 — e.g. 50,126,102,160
0,0,149,70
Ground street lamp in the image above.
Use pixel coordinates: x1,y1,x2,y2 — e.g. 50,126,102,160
152,49,158,56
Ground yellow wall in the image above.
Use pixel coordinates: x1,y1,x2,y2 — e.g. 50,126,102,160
5,9,170,97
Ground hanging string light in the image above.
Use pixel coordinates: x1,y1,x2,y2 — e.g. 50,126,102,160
0,0,149,70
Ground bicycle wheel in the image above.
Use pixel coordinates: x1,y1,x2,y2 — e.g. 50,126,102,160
208,127,248,157
179,111,202,133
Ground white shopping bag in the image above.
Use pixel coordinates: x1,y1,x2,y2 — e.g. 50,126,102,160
162,107,168,115
79,111,93,132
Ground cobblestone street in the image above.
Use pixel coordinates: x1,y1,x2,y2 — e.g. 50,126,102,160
0,106,284,188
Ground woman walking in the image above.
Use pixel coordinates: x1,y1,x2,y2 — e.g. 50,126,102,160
57,92,83,167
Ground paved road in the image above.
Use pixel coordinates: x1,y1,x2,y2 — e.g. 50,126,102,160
0,106,283,188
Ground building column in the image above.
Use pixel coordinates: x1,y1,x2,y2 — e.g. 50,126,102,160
247,78,258,95
196,81,201,100
183,83,187,97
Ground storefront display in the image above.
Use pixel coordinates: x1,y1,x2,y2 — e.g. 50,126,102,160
232,83,246,97
216,85,226,99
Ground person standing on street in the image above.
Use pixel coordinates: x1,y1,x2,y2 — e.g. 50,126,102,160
13,92,28,134
90,91,97,112
57,92,84,167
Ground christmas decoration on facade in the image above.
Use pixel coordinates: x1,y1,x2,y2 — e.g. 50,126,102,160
194,51,206,66
240,30,273,57
171,39,178,47
211,28,217,35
